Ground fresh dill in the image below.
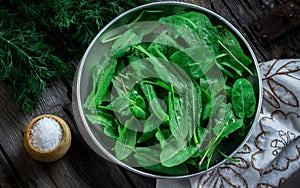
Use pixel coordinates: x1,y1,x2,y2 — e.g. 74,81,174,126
0,0,151,112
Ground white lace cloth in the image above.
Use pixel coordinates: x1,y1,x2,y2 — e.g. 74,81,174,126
157,59,300,188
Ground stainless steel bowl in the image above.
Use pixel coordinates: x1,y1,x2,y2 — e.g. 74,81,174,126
72,1,262,179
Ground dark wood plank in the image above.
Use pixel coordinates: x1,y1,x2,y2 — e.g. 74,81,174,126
123,168,156,188
211,0,300,62
0,80,134,188
1,0,299,187
279,170,300,188
0,146,24,188
209,0,268,62
0,82,57,187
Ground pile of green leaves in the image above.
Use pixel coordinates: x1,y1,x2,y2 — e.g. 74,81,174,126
84,10,257,175
0,0,151,112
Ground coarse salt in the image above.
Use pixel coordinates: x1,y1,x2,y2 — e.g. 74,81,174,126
30,117,63,152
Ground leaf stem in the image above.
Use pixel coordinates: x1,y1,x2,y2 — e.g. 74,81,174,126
0,35,44,82
114,142,137,153
216,148,240,162
133,45,152,58
0,35,32,62
215,53,228,59
142,80,173,91
193,131,199,145
198,135,220,166
102,35,121,43
218,40,253,76
120,78,128,94
97,105,114,111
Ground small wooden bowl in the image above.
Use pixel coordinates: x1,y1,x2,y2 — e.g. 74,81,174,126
24,114,71,162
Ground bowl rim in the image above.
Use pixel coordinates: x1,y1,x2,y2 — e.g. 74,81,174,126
74,1,263,179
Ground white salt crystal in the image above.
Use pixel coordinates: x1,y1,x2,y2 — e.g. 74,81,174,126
30,117,63,152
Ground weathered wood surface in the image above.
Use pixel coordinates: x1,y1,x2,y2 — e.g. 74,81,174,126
0,0,299,187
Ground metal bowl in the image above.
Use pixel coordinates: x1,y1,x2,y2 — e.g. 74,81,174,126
72,1,262,179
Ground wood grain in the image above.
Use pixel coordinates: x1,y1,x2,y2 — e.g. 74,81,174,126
0,82,57,187
0,80,134,187
0,146,24,188
1,0,299,187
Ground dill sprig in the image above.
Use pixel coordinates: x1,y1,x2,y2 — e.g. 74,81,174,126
0,0,152,112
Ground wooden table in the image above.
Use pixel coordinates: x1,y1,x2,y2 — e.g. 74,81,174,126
1,0,299,187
